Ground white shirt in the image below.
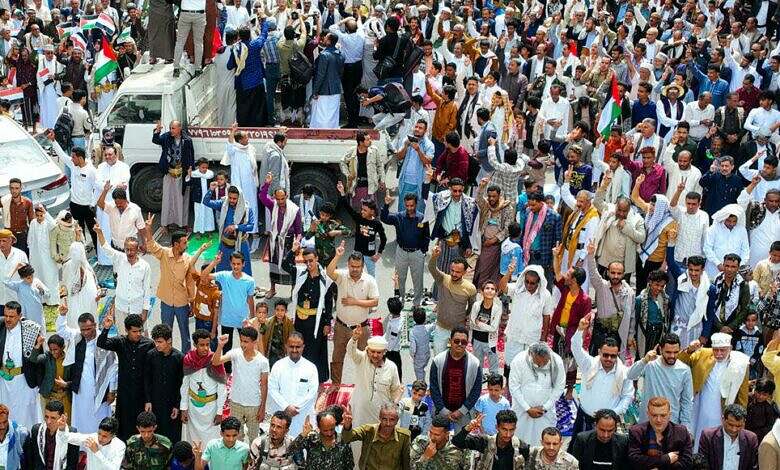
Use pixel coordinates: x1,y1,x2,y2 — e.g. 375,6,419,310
744,106,780,138
225,349,269,407
539,96,571,140
65,160,97,206
670,206,710,262
738,164,780,202
571,331,634,416
330,269,379,325
268,357,319,436
0,429,8,469
328,25,364,64
738,189,780,269
0,248,28,304
100,242,151,314
61,432,125,470
180,0,206,11
723,431,740,470
101,201,145,247
95,161,131,203
682,102,715,140
507,283,555,345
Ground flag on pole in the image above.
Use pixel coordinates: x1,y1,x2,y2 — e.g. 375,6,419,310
93,35,118,85
116,26,132,43
56,22,74,40
597,75,622,138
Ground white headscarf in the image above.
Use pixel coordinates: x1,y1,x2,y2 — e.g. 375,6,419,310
62,242,95,294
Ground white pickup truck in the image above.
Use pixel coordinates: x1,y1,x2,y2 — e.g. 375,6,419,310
87,63,387,212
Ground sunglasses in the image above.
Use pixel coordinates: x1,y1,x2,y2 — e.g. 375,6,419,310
451,339,468,346
601,352,618,359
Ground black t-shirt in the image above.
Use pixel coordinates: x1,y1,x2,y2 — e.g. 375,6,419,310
472,303,493,343
493,444,515,470
356,150,368,185
592,439,614,469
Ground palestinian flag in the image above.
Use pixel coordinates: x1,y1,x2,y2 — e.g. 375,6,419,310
56,22,74,40
93,35,118,85
70,31,87,51
80,13,116,36
116,26,132,44
597,75,622,138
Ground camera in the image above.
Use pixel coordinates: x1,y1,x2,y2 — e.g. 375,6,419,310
291,11,299,19
408,135,419,143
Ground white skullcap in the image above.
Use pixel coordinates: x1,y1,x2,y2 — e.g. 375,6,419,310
366,335,388,350
711,333,732,348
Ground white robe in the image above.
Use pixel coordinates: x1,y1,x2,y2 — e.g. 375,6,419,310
225,144,259,233
190,169,216,233
57,316,116,435
94,161,131,266
62,244,99,330
27,218,59,305
347,339,403,427
560,187,600,292
214,49,237,127
508,350,566,446
180,368,227,445
36,57,62,129
0,248,28,304
0,325,42,429
310,94,340,129
748,210,779,270
693,360,726,451
268,357,319,436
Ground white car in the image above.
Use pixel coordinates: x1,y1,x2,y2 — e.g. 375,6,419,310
0,116,70,215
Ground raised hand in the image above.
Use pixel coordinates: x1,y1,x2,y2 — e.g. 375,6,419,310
335,240,346,257
352,325,363,342
552,242,563,258
302,416,313,436
217,334,229,347
431,242,441,258
644,348,658,363
586,239,596,256
342,405,353,429
578,310,593,331
677,178,687,192
145,212,155,227
336,180,345,196
102,310,114,330
265,172,273,185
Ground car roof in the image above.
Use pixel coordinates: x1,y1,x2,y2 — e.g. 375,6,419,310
0,115,37,142
118,63,203,95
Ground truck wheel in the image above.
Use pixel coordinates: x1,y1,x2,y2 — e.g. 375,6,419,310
131,165,164,212
290,168,339,203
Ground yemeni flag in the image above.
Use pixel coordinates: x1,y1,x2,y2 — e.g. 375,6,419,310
81,13,116,36
597,75,622,138
0,87,23,102
93,35,119,85
116,26,132,43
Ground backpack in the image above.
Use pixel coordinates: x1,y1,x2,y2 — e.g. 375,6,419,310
383,82,411,113
54,107,74,150
288,50,313,87
466,153,481,187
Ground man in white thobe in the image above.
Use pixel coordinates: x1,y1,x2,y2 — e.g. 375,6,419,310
267,333,319,436
94,147,131,266
737,181,780,270
180,331,227,445
36,44,64,129
703,204,750,278
570,315,634,434
508,342,565,446
0,302,43,429
56,305,117,435
58,417,126,470
347,331,404,428
0,230,28,304
222,126,259,234
501,265,555,367
681,333,750,451
559,181,600,292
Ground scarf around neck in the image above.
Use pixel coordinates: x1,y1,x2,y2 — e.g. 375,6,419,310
183,349,227,384
562,205,599,266
523,204,548,264
714,272,745,323
526,350,559,388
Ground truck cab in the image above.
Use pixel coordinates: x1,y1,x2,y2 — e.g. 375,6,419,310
90,63,389,212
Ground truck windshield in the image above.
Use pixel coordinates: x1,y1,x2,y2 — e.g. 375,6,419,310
107,94,163,126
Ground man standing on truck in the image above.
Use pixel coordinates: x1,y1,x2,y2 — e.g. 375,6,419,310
224,124,259,236
153,120,194,230
310,32,344,129
229,23,271,127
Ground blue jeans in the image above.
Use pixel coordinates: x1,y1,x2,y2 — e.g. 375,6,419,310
265,63,280,125
161,303,191,352
364,255,376,278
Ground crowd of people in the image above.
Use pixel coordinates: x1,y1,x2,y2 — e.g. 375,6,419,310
1,0,780,467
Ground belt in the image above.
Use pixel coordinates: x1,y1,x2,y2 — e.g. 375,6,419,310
168,167,183,178
336,318,369,329
400,247,419,253
0,366,23,380
296,306,316,320
221,235,237,247
181,9,205,13
188,388,217,405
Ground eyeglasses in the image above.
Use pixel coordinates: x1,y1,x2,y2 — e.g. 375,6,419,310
451,339,468,346
601,352,618,359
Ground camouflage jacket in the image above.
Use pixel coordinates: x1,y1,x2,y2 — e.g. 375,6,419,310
122,434,172,470
409,435,467,470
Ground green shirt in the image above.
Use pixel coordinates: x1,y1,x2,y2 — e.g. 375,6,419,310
203,439,250,470
122,434,172,470
409,435,467,470
341,424,411,470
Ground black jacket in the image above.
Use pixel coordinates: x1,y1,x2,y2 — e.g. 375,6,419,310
568,430,630,470
23,424,80,470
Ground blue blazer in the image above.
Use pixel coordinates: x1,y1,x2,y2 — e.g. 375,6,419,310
476,121,499,172
312,47,345,96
